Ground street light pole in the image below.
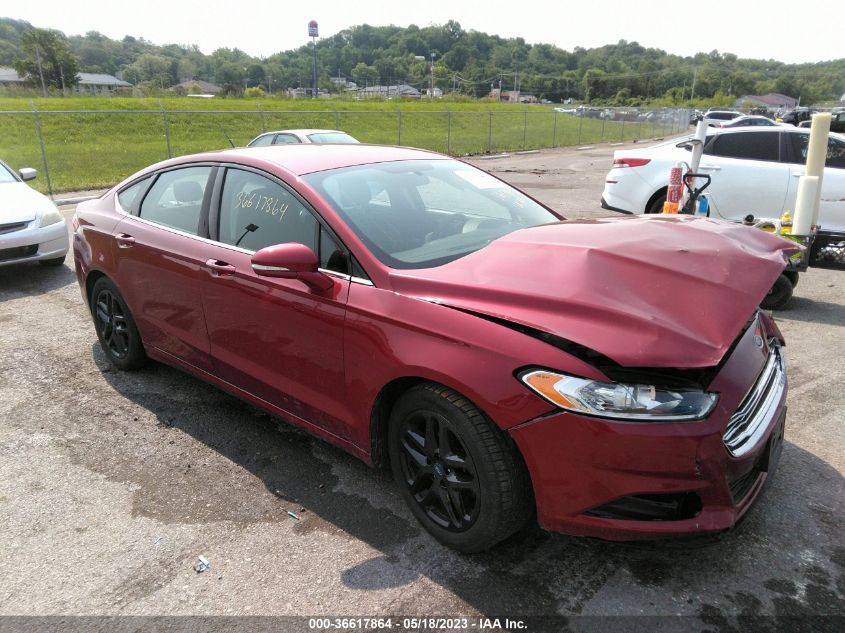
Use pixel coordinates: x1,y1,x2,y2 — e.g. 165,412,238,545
308,20,319,99
430,52,436,99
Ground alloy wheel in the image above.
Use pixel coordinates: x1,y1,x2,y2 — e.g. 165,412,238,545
95,289,130,359
398,410,480,532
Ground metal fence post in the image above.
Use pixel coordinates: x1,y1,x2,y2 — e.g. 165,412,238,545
600,116,606,143
621,117,625,142
447,111,452,154
487,111,492,153
523,110,528,149
578,113,583,144
397,109,402,145
552,111,558,147
258,104,266,132
161,106,172,159
334,110,340,129
30,105,54,199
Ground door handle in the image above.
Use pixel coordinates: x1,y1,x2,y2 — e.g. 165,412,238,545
205,258,237,277
699,164,721,171
792,173,805,178
116,233,135,248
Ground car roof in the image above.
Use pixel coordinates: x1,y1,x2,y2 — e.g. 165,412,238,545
256,129,350,137
154,144,447,177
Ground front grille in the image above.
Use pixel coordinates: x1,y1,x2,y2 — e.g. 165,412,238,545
0,221,30,235
0,244,38,262
723,342,785,458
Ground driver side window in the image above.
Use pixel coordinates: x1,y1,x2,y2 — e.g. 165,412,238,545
217,169,317,252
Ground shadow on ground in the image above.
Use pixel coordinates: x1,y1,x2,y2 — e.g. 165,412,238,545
75,345,845,629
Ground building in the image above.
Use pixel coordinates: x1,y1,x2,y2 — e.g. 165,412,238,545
174,79,222,95
357,84,421,99
734,93,798,110
0,67,132,93
488,88,538,104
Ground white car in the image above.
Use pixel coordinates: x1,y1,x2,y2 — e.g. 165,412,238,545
0,161,68,267
247,129,359,147
601,127,845,232
702,110,744,127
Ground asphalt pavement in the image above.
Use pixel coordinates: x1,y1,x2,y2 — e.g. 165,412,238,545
0,142,842,632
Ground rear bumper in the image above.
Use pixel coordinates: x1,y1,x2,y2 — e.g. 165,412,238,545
509,314,787,540
0,220,69,266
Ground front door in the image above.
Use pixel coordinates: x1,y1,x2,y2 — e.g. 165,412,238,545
198,167,353,438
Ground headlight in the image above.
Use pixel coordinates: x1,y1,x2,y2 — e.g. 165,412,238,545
38,207,63,227
520,370,717,422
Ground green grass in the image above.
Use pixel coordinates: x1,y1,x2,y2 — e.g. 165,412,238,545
0,97,686,193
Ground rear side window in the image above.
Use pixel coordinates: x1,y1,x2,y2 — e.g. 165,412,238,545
273,134,301,145
218,168,317,252
139,167,211,235
710,132,779,162
117,177,150,213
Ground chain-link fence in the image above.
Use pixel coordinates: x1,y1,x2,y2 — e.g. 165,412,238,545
0,106,692,196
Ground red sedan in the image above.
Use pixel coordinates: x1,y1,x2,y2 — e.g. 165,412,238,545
73,144,795,552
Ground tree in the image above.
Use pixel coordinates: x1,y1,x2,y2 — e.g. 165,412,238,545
13,28,80,92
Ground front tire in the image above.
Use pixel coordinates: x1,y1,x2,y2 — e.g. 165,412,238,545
388,383,533,552
91,277,146,370
39,256,66,266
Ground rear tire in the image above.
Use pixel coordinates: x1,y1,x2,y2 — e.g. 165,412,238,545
646,194,666,215
90,277,146,370
388,382,533,552
761,274,794,310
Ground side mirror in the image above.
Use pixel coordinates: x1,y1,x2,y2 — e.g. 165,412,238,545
19,167,37,182
251,242,334,292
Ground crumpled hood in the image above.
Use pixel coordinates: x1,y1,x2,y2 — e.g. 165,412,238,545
389,215,800,368
0,182,55,224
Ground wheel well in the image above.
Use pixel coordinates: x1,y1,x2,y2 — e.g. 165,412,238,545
369,377,428,471
645,186,668,214
85,270,107,306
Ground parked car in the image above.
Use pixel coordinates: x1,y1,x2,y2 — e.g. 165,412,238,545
702,110,744,127
781,108,815,126
248,129,359,147
601,127,845,232
719,115,781,128
73,144,795,551
0,160,68,267
798,110,845,133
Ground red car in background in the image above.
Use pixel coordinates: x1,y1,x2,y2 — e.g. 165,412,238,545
73,144,796,552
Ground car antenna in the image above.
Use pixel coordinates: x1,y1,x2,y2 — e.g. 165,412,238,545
221,127,235,148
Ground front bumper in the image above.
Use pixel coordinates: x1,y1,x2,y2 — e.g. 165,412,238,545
509,314,787,540
0,218,69,266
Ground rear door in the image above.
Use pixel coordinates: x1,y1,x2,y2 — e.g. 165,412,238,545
700,131,790,221
783,131,845,232
112,165,215,372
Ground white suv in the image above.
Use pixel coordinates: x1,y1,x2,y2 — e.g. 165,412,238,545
601,127,845,232
702,110,744,127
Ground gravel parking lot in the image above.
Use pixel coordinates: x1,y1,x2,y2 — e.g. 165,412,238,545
1,142,842,632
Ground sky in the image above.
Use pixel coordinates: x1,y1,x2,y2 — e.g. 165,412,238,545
5,0,840,64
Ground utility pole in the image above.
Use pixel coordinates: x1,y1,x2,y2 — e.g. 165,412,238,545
35,45,47,97
690,68,697,102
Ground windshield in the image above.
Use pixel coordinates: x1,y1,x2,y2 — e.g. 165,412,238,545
307,132,358,144
304,159,561,269
0,162,16,183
